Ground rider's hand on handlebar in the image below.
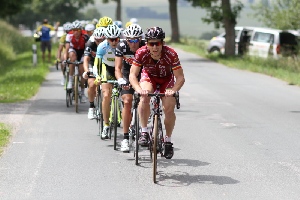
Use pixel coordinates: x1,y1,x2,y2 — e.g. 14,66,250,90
138,89,149,97
165,89,175,97
94,75,101,85
82,71,88,79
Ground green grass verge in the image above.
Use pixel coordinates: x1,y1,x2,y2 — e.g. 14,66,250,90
0,123,11,155
169,38,300,86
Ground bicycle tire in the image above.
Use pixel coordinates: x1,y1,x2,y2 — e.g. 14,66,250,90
153,115,158,183
158,117,164,157
113,95,118,150
108,97,114,140
134,108,140,165
97,86,104,138
66,90,70,107
56,61,59,70
74,75,79,113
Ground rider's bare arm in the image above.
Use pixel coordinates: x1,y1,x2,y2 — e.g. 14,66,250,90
129,63,142,92
172,68,185,92
114,56,123,80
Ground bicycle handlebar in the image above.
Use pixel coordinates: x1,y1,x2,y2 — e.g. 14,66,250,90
65,60,83,65
134,92,180,109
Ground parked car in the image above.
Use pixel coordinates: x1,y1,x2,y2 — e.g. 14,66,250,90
248,28,299,58
207,26,299,58
207,26,254,54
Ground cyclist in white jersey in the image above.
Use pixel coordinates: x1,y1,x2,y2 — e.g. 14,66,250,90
94,24,121,139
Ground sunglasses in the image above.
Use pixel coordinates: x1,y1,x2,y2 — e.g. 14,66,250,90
108,38,119,42
147,41,162,47
94,37,105,42
73,28,81,31
127,38,139,43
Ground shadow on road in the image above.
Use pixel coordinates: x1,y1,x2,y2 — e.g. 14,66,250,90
157,171,239,186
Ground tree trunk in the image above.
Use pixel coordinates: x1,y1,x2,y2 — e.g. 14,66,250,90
115,0,121,21
222,0,236,56
168,0,180,42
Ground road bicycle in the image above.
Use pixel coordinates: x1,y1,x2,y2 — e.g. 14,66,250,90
65,60,83,113
105,80,122,150
133,91,180,183
86,72,103,137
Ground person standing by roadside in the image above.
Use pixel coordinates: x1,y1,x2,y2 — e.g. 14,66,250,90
36,19,59,63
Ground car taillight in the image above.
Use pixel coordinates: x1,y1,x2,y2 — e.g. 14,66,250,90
276,45,280,54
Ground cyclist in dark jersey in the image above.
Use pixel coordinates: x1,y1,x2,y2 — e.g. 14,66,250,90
82,27,107,119
129,27,185,159
115,24,145,152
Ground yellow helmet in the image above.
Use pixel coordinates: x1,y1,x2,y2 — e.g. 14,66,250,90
97,16,113,28
125,21,132,28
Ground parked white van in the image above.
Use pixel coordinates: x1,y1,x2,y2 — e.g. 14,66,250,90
207,26,299,58
248,28,299,58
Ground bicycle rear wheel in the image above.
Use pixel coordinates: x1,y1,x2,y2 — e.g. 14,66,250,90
74,75,79,113
113,95,118,150
153,115,158,183
134,108,140,165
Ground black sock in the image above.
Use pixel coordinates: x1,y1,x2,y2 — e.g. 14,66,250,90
124,133,129,140
90,102,94,108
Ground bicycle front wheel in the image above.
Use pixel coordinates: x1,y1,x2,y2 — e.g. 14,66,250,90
96,86,103,137
74,75,79,113
113,95,118,150
134,108,140,165
153,115,158,183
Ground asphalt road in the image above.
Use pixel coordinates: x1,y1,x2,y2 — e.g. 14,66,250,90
1,49,300,200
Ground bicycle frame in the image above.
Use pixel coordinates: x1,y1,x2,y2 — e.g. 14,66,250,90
66,60,83,113
107,80,122,150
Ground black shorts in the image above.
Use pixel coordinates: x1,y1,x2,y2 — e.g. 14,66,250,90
41,41,51,52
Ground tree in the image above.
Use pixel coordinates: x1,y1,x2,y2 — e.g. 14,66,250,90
251,0,300,30
185,0,243,56
8,0,94,29
169,0,180,42
102,0,122,21
0,0,32,18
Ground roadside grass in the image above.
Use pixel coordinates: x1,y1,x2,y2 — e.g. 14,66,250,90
0,123,11,155
169,38,300,86
0,20,58,153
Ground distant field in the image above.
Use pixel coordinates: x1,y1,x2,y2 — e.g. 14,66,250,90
91,3,263,38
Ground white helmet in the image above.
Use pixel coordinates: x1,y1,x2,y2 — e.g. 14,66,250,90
85,23,95,31
105,24,121,38
72,21,82,29
113,21,123,29
63,23,72,32
130,18,138,24
123,24,143,38
93,27,106,39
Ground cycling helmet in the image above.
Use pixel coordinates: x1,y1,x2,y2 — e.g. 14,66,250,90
105,24,121,38
125,21,132,28
123,24,143,38
113,21,123,29
130,18,138,24
72,21,82,29
63,23,72,32
97,16,113,28
85,23,95,31
145,27,165,40
93,27,106,39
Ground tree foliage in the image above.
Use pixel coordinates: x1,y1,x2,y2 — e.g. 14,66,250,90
8,0,94,29
0,0,32,18
251,0,300,30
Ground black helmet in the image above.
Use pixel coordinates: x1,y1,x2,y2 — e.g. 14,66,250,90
145,27,165,40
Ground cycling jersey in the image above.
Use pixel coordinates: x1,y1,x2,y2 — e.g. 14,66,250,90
95,39,118,81
133,45,182,77
65,31,89,50
36,24,55,41
115,39,146,80
59,33,67,45
84,40,98,65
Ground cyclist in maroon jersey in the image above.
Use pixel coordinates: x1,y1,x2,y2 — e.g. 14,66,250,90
129,27,185,159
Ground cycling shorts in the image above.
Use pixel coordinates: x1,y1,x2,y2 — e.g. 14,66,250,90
140,70,175,93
